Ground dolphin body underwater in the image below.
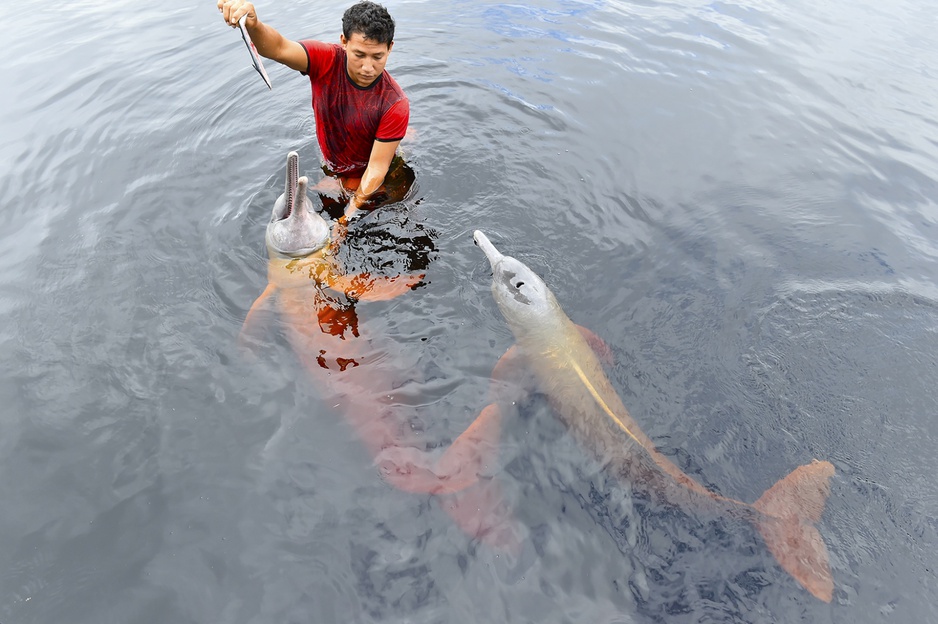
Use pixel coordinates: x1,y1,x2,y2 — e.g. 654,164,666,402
472,230,836,602
240,153,524,548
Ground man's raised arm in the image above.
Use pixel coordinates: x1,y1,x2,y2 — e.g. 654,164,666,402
218,1,308,73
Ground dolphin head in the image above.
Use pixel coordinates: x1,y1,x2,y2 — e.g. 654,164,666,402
265,152,331,257
473,230,562,333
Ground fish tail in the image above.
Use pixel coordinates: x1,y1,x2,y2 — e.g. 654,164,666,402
752,459,835,602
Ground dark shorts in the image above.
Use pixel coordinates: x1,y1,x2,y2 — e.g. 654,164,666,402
318,155,416,221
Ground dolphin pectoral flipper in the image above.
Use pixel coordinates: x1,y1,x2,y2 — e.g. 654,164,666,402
239,282,279,349
576,324,614,367
330,272,426,301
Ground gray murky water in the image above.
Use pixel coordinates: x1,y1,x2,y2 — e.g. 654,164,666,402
2,0,937,621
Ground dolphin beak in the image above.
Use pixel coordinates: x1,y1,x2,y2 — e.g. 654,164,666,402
473,230,504,269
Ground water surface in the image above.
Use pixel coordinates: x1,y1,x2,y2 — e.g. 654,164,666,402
2,0,937,622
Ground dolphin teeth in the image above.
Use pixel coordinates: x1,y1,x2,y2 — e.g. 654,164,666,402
284,151,299,218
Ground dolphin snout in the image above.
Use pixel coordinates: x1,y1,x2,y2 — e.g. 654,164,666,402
473,230,504,268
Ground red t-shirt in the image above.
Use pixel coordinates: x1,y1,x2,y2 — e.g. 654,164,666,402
300,40,409,177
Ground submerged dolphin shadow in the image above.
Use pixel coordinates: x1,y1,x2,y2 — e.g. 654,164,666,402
239,153,525,551
470,230,836,602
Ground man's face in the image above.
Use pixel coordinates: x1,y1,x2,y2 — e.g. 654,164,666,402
341,32,393,88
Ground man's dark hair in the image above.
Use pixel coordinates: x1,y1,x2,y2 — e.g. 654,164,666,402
342,1,395,45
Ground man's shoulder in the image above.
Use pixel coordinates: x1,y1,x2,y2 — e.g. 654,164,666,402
298,40,342,76
380,71,408,101
298,39,342,54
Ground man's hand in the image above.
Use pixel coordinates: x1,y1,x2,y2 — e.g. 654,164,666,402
218,0,257,28
344,191,366,221
216,1,307,70
343,139,402,220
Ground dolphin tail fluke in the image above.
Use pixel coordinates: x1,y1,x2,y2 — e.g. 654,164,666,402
437,476,524,554
752,459,835,602
373,343,528,496
331,272,425,301
375,402,503,495
435,401,502,486
434,347,527,553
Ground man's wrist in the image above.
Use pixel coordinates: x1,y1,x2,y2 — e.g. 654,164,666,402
351,189,369,206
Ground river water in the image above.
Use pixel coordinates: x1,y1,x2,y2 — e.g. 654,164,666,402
2,0,937,622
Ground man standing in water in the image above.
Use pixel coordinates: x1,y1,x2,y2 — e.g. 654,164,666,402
218,0,409,221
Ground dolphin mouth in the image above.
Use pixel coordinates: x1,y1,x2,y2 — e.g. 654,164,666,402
473,230,504,269
266,167,331,258
281,152,299,222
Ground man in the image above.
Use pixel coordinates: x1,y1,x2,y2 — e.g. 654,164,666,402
219,0,410,221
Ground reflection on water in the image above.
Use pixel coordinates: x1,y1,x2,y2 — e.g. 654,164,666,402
2,0,938,622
